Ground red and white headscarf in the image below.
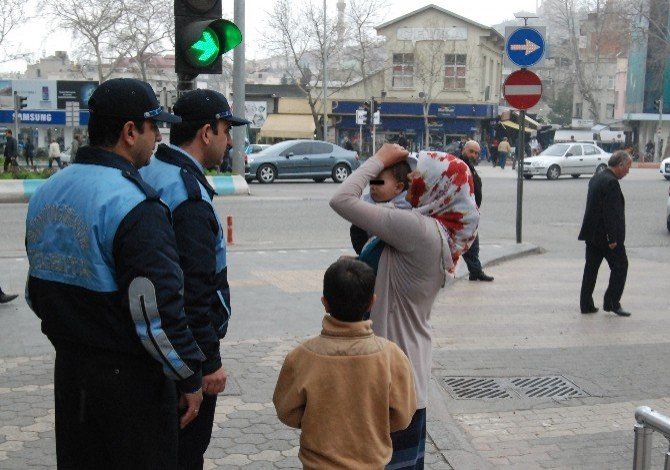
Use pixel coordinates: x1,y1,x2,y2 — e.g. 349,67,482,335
409,151,479,273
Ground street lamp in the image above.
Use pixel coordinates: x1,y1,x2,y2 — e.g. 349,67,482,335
419,92,428,148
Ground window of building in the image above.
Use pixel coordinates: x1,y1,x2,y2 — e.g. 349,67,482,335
444,54,466,89
392,53,414,88
606,103,615,118
607,76,615,90
596,75,603,88
574,102,583,118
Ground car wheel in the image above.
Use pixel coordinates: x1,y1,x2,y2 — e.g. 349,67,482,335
523,175,533,180
667,215,670,233
664,175,670,181
313,177,326,183
571,174,580,178
595,164,607,174
332,163,351,183
257,164,276,184
546,165,561,180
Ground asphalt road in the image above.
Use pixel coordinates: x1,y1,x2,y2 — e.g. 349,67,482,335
1,164,668,257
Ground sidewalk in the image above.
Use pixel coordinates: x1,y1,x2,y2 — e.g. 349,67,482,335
1,242,669,468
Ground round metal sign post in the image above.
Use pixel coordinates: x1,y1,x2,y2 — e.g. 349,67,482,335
504,69,542,243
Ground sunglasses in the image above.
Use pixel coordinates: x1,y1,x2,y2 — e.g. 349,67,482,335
369,179,385,185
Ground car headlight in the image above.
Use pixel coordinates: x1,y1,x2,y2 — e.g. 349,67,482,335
247,156,254,164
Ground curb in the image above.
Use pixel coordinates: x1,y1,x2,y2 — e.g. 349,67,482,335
0,174,250,203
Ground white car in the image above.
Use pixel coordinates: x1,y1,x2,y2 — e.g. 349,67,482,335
522,143,610,180
660,157,670,180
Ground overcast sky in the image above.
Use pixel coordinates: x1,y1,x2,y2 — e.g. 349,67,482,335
1,0,541,74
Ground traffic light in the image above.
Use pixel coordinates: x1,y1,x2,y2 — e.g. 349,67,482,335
363,101,371,126
654,99,662,113
14,94,27,111
175,0,242,76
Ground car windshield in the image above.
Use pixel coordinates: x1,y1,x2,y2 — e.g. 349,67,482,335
541,144,570,156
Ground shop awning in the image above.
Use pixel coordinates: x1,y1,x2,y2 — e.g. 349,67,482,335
511,111,541,129
500,120,531,133
259,114,315,139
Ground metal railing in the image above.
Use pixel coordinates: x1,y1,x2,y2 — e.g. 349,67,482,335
633,406,670,470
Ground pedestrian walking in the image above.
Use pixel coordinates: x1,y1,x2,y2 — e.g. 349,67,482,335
3,129,18,172
25,78,204,469
273,259,416,469
140,88,248,469
330,144,479,468
24,137,35,168
47,138,62,169
459,140,494,282
70,134,82,163
578,150,632,317
497,137,511,169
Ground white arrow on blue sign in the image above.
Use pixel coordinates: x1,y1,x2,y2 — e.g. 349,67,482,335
505,27,545,68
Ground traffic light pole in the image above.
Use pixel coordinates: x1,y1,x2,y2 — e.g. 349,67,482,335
12,92,20,138
516,109,526,243
231,0,246,176
656,97,664,162
177,74,196,94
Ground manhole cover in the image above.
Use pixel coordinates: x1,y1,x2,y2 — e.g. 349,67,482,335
441,375,589,400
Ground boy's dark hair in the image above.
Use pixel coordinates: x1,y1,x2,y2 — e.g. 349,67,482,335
88,115,145,148
170,119,220,146
323,259,375,322
386,161,412,191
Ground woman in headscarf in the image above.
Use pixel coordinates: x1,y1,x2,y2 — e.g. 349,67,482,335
330,143,479,469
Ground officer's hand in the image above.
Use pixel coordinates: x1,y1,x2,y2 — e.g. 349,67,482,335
608,242,617,250
179,388,203,429
375,143,409,168
203,366,227,396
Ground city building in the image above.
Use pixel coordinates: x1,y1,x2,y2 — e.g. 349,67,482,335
328,4,504,152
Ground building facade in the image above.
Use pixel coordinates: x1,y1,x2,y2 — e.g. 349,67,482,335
328,5,504,152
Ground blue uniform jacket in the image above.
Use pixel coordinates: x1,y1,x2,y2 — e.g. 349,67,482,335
141,144,231,376
25,146,204,393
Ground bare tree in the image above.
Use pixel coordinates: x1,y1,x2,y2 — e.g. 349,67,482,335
41,0,128,83
544,0,629,122
0,0,32,62
262,0,354,140
117,0,172,81
344,0,389,97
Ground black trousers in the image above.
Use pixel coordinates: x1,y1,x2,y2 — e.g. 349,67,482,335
54,347,179,470
178,393,218,470
580,241,628,310
462,233,482,275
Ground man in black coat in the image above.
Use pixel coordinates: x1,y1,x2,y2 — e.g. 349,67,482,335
3,129,18,172
459,140,493,281
578,150,632,316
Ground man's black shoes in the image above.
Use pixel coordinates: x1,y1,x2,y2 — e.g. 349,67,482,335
604,304,631,317
581,306,598,314
0,293,18,304
469,272,494,282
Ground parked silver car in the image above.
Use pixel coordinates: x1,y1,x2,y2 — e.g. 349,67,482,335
523,142,611,180
245,140,360,184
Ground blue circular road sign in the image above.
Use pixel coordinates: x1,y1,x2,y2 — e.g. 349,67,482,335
505,27,545,68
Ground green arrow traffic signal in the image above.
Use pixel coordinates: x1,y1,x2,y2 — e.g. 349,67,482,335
179,19,242,71
190,27,220,65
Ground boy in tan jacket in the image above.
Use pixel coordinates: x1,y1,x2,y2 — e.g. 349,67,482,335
273,259,416,469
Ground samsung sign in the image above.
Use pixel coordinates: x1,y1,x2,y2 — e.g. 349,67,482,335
0,110,89,125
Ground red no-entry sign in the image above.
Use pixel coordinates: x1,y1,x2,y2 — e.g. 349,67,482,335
503,69,542,110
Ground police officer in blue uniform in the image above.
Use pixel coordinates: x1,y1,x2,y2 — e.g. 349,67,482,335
141,89,248,469
25,78,205,469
